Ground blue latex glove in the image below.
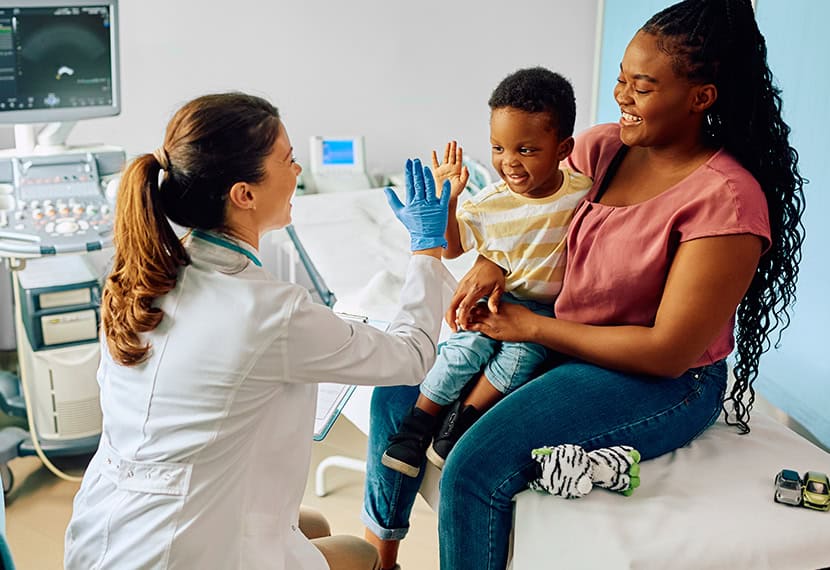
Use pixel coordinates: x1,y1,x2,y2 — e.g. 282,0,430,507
384,158,451,251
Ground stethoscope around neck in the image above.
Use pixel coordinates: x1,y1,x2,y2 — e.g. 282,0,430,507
191,229,262,267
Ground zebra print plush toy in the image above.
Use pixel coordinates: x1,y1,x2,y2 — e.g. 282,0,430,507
529,444,641,498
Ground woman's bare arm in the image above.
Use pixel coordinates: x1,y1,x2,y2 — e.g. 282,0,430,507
465,234,762,377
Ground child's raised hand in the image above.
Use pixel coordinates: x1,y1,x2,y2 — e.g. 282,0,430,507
431,141,470,200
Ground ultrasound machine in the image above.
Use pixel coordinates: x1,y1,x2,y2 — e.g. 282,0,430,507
0,0,122,492
303,136,374,194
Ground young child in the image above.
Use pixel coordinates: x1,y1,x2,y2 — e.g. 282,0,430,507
382,67,593,477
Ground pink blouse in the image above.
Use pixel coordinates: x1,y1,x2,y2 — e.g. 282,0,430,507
555,124,771,368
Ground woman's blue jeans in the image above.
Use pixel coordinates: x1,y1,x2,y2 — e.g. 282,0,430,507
361,359,727,570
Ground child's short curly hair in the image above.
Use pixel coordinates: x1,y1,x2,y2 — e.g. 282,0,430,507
488,67,576,138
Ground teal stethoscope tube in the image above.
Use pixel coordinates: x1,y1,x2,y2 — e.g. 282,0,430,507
191,229,262,267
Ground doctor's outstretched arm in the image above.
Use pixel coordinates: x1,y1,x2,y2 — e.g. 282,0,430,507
284,159,454,387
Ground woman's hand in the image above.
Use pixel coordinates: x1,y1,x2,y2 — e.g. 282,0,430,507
431,141,470,200
463,301,539,343
384,158,451,253
446,255,507,331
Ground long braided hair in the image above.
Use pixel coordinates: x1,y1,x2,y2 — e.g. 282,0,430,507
642,0,806,433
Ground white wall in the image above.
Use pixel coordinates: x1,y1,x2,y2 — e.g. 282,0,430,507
1,0,599,177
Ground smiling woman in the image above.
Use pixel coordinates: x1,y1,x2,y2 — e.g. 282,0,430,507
615,32,717,153
361,1,806,568
61,92,456,570
224,123,302,242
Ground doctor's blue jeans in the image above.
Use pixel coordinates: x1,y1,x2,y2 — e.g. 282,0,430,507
361,359,727,570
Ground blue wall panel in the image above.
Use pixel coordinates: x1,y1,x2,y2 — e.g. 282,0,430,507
755,0,830,445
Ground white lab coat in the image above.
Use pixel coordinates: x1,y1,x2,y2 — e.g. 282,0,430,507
64,233,453,569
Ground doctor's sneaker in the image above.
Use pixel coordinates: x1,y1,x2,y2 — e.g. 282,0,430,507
381,407,439,478
426,400,482,469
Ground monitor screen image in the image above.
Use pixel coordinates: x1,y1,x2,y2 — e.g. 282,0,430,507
321,139,355,166
0,0,119,124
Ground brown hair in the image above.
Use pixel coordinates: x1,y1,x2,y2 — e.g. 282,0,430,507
102,93,281,365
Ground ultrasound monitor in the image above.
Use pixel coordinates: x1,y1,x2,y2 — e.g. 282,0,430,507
306,135,372,193
321,140,356,166
0,0,120,125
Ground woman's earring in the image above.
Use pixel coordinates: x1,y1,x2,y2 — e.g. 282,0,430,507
703,111,723,143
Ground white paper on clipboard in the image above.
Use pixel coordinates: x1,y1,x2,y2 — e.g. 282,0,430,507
314,316,389,441
314,383,356,442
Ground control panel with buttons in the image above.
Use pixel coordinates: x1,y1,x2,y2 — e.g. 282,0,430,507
0,149,124,257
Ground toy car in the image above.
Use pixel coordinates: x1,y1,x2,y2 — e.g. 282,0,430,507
801,471,830,512
773,469,802,506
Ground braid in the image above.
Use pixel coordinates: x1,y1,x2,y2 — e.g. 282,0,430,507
644,0,806,433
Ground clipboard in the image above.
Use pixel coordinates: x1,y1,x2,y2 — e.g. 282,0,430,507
314,383,357,442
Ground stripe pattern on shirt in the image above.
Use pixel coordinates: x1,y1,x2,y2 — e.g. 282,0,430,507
457,168,592,302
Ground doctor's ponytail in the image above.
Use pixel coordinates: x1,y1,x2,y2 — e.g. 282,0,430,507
102,93,281,366
101,154,188,366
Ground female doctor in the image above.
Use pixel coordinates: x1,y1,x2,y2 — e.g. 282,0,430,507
64,92,453,570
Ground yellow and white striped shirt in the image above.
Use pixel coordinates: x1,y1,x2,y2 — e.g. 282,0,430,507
457,168,592,303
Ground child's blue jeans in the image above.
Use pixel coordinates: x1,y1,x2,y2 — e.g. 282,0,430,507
419,293,554,405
